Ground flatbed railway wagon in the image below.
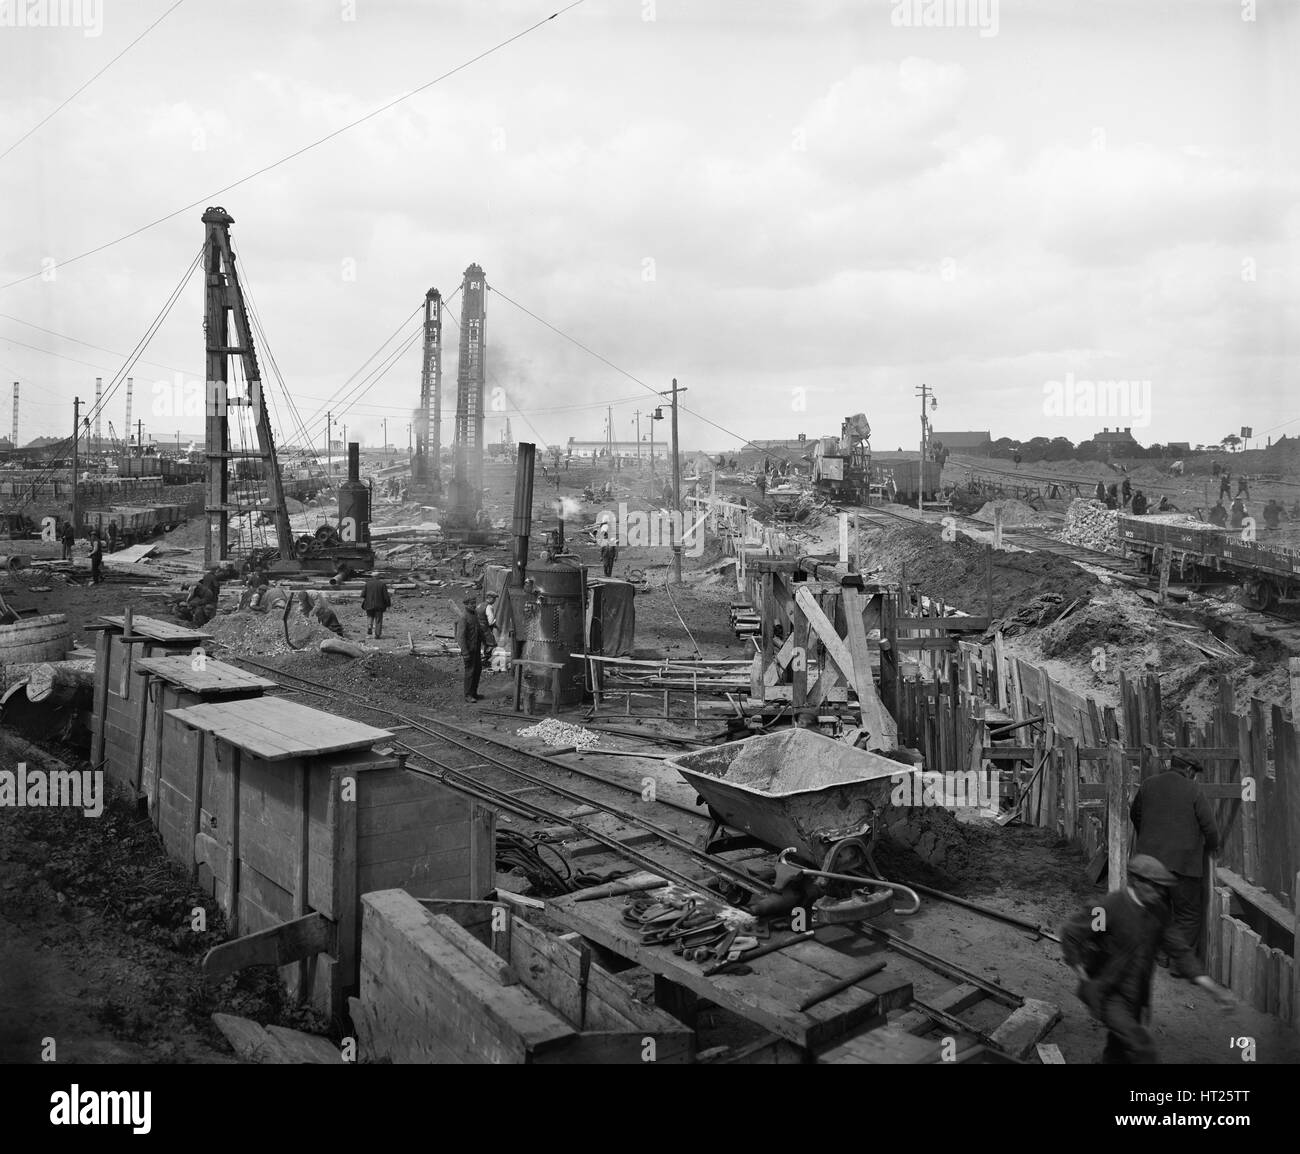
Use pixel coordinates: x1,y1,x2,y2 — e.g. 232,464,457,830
1117,513,1300,610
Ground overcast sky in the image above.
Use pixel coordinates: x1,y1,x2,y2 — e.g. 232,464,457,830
1,0,1296,456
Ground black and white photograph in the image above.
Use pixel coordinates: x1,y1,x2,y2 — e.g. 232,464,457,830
0,0,1295,1131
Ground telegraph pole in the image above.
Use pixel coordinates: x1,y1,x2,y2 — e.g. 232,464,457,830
71,396,80,534
634,410,642,461
662,378,687,583
383,417,388,454
326,411,332,479
915,383,937,512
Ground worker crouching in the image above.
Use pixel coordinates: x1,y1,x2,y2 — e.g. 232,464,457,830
1059,854,1235,1064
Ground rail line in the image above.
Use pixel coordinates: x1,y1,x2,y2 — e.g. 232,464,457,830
230,656,777,896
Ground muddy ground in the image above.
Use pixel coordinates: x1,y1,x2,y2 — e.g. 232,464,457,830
1,456,1297,1062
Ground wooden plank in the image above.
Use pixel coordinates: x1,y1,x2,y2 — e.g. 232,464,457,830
424,913,520,987
101,614,212,642
793,586,854,686
890,983,984,1034
1106,741,1129,893
986,999,1061,1061
1213,867,1294,937
264,1025,345,1064
469,803,494,900
360,889,574,1063
817,1024,942,1064
168,696,392,761
133,654,276,694
546,893,903,1051
1036,1043,1066,1064
1062,736,1078,844
1251,934,1269,1012
202,911,334,981
211,1012,292,1063
1295,868,1300,1030
1280,952,1294,1027
1205,886,1231,985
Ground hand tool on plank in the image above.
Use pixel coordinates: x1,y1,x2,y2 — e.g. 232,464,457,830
702,931,815,976
797,957,888,1013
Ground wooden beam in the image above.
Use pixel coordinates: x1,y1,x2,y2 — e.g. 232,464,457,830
202,912,335,982
1107,741,1129,893
842,587,897,749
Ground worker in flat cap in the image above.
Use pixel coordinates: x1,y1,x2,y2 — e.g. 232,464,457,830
1130,749,1220,961
454,594,482,703
1060,854,1235,1064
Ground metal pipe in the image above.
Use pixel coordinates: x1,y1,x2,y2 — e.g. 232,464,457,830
776,848,921,915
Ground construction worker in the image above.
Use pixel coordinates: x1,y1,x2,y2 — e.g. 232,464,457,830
1219,469,1232,500
1130,752,1220,960
600,529,618,577
1094,480,1106,504
1131,490,1148,515
483,591,499,662
1263,499,1283,530
363,573,392,639
88,532,103,585
455,595,482,703
1236,475,1250,499
1208,501,1227,527
1229,497,1246,528
60,520,74,561
1121,477,1132,508
475,593,495,663
1059,854,1235,1064
106,522,118,553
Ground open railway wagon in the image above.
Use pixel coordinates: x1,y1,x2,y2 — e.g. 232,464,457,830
1117,512,1300,610
882,458,942,504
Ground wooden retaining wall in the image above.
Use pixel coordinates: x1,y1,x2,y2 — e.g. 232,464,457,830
888,604,1299,1030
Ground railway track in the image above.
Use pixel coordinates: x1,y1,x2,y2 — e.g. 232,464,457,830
230,656,776,898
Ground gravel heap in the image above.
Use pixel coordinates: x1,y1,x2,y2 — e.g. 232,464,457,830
1057,498,1120,553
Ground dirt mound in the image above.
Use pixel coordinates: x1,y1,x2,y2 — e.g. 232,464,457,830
204,608,339,656
972,498,1047,527
1039,588,1157,661
865,522,1097,619
875,805,993,891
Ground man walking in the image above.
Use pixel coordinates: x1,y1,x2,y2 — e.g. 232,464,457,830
1060,854,1235,1063
88,532,103,585
599,523,619,577
1130,752,1219,959
455,595,482,703
363,573,391,639
60,520,74,561
1219,469,1232,500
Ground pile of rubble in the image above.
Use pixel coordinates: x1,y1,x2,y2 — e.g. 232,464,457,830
1057,498,1120,553
973,498,1046,527
516,718,601,751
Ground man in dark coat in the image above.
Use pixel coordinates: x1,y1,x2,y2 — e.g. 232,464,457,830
1229,498,1245,528
1208,501,1227,527
455,595,482,703
1121,478,1132,508
1060,854,1235,1064
363,574,391,639
1094,480,1106,504
60,520,75,561
1219,470,1232,499
88,532,103,584
1130,490,1148,515
1130,753,1219,959
475,593,496,663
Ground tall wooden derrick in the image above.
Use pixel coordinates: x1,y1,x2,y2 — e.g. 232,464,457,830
450,262,486,519
412,286,443,495
200,207,293,566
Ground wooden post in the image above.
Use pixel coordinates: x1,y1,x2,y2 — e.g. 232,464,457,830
331,767,358,1023
190,730,206,880
1290,658,1300,722
992,508,1003,551
1293,868,1299,1029
227,746,242,935
838,512,849,566
294,762,311,1003
1107,741,1129,893
792,605,809,711
853,511,861,574
1062,735,1078,843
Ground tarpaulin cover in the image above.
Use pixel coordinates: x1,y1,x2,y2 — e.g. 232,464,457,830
591,579,635,656
482,564,513,635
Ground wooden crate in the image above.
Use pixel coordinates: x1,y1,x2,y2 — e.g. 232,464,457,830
172,697,495,1018
353,891,694,1064
90,615,214,794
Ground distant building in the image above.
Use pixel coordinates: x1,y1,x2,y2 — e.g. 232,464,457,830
1165,442,1191,454
1092,426,1141,457
931,431,991,451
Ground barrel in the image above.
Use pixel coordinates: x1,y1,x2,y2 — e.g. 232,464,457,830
0,613,72,664
521,561,586,707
